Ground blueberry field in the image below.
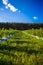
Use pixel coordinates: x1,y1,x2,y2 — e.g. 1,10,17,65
0,28,43,65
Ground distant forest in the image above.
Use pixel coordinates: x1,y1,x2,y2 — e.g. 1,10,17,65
0,23,43,30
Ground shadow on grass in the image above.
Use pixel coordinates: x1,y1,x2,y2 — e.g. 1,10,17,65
0,44,41,55
8,40,31,43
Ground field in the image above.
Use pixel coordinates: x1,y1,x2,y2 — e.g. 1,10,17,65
0,28,43,65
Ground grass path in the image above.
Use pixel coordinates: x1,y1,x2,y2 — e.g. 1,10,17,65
22,31,43,41
0,31,43,44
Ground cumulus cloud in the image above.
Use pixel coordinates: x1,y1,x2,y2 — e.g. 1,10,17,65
5,6,8,9
7,3,18,12
33,16,38,20
2,0,18,12
2,0,8,5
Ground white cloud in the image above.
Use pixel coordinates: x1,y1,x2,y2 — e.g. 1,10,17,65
33,16,38,20
7,3,18,12
2,0,18,12
5,6,8,9
2,0,8,5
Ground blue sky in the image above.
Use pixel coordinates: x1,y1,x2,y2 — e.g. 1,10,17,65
0,0,43,23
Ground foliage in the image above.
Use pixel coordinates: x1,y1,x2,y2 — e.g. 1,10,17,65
0,28,43,65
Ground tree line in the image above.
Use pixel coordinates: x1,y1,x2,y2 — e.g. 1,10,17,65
0,22,43,30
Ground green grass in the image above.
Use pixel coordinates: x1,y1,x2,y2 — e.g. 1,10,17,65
0,28,43,65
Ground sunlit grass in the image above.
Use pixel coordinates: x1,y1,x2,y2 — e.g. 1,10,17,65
0,28,43,65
